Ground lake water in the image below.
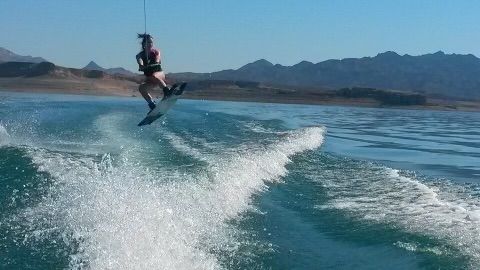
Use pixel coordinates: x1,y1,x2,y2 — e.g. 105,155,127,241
1,91,480,269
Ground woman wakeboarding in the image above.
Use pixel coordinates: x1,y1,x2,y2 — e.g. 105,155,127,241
136,33,173,111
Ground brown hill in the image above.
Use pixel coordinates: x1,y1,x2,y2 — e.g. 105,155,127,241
0,61,142,96
83,60,136,76
0,47,47,63
2,60,478,111
182,80,427,106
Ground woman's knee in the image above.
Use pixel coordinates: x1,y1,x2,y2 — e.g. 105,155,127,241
155,72,166,81
139,83,151,93
146,76,163,85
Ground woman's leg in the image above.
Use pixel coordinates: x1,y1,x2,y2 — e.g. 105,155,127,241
147,72,167,88
148,72,173,97
138,82,156,109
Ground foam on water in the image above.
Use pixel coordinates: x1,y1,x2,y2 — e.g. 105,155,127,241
18,126,325,269
0,122,10,146
205,127,325,219
316,163,480,268
241,121,285,135
163,131,210,163
394,241,445,256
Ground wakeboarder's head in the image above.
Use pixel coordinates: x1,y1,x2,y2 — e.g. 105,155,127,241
138,33,154,50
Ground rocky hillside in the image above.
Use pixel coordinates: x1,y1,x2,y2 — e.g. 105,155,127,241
0,61,141,96
83,61,136,76
171,51,480,100
0,47,47,63
0,61,140,82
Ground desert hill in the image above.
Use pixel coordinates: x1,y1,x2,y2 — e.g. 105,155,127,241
170,51,480,100
83,61,136,76
0,47,47,63
1,48,479,110
0,61,141,96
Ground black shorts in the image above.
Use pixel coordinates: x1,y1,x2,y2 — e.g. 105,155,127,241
144,64,162,76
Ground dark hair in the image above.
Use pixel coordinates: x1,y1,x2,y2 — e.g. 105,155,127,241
137,33,153,48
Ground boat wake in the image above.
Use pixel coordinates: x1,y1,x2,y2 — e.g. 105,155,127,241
13,123,325,269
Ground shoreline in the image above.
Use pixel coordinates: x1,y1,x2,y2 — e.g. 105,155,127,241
1,87,480,113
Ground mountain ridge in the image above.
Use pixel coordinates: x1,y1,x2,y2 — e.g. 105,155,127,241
1,59,479,111
170,51,480,100
82,60,136,76
2,47,480,100
0,47,47,63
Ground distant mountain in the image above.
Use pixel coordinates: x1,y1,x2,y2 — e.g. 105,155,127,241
170,51,480,100
0,61,140,81
84,61,104,70
4,46,480,100
0,61,456,108
0,47,47,63
0,61,142,96
83,61,135,76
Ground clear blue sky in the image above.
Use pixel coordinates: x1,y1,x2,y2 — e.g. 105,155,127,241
1,0,479,73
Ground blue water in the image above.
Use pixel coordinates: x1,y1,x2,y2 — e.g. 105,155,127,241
1,91,480,269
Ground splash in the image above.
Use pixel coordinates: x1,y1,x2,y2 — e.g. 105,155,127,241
163,130,210,163
20,126,325,269
0,122,11,146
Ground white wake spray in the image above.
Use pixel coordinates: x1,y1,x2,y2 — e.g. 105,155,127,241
21,126,325,269
317,164,480,269
0,122,10,146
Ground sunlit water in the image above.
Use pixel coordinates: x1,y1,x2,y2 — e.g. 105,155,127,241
1,91,479,269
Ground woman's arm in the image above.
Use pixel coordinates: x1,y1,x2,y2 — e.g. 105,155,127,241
136,52,146,71
136,52,144,65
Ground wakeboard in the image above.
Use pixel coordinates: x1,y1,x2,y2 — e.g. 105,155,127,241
137,82,187,126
